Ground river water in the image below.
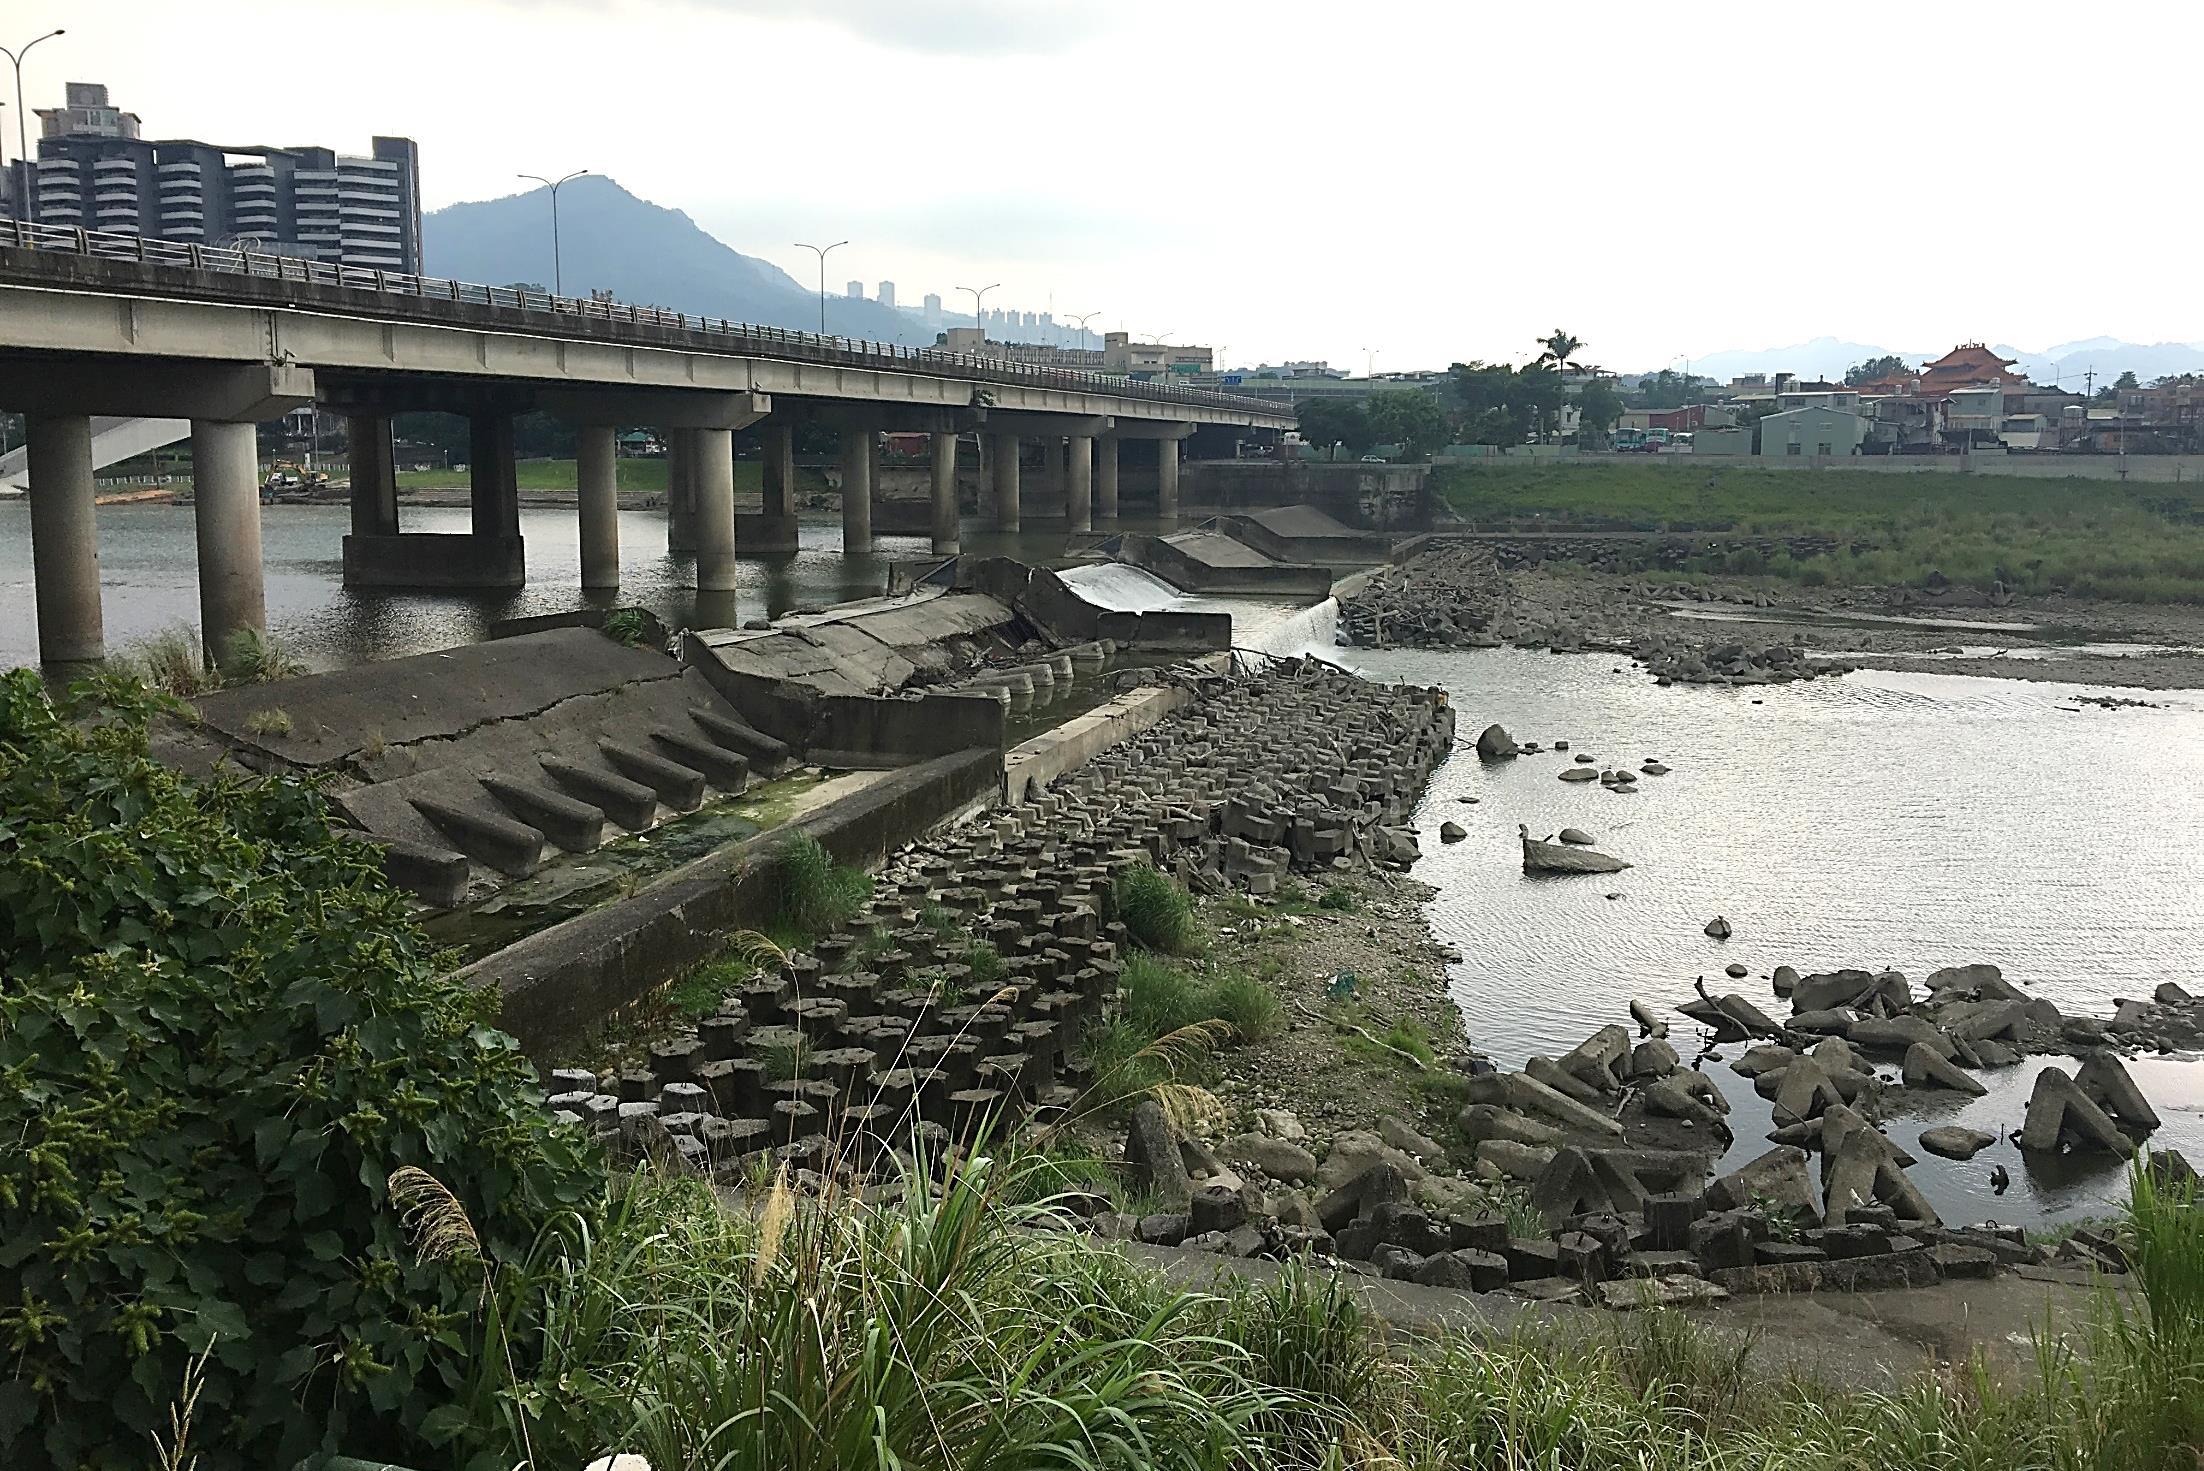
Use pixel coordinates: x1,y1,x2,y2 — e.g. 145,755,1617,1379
1238,600,2204,1228
9,501,2199,1224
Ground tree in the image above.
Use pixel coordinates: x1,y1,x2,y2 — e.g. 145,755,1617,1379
1537,330,1585,377
2115,370,2140,391
1295,397,1374,456
1364,390,1450,460
1575,377,1625,442
1844,355,1913,387
1447,361,1525,445
1513,362,1567,442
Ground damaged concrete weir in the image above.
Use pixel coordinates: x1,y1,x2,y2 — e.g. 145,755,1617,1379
169,629,790,908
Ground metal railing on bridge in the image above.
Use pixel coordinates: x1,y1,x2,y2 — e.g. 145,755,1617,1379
0,219,1288,420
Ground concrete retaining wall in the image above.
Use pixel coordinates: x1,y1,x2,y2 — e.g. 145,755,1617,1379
1003,683,1193,805
1441,453,2204,483
1181,460,1434,530
1122,532,1336,597
465,745,1001,1054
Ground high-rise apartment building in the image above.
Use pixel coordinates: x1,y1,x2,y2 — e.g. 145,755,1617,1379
29,82,422,273
877,280,895,309
921,292,942,326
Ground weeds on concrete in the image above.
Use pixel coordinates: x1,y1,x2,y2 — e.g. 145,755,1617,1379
770,832,871,940
221,628,306,683
1115,863,1199,955
242,707,292,738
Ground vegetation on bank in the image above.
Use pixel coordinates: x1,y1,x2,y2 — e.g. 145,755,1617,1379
0,674,599,1469
8,707,2199,1470
1435,460,2204,602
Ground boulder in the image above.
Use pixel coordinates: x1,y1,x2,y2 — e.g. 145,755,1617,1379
1556,1025,1634,1093
1124,1101,1191,1209
1706,1147,1820,1224
1456,1103,1567,1150
1439,820,1468,843
1628,998,1669,1038
1378,1115,1450,1166
1559,827,1595,846
1315,1130,1427,1191
1254,1108,1309,1141
1460,1071,1625,1139
1901,1041,1988,1097
1314,1160,1413,1234
1188,1183,1252,1236
1918,1126,1997,1161
2020,1068,2132,1155
1704,916,1733,940
1476,724,1519,760
1629,1038,1681,1078
1224,1133,1320,1185
1850,1015,1957,1059
1642,1077,1726,1129
1414,1248,1511,1292
1474,1137,1557,1181
1730,1043,1802,1079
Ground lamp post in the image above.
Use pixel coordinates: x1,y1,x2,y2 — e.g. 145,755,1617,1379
1362,347,1378,380
516,169,588,296
3,28,66,224
1068,310,1101,348
958,283,999,339
797,239,849,335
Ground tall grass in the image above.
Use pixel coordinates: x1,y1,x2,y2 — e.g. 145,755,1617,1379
432,1152,2203,1471
1115,864,1199,954
769,832,872,940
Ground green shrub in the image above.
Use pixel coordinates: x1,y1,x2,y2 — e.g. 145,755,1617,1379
1121,952,1214,1037
964,938,1005,988
602,607,647,647
219,626,306,683
130,626,214,697
1114,863,1198,954
0,673,600,1470
1317,885,1359,911
768,832,871,939
1210,969,1285,1041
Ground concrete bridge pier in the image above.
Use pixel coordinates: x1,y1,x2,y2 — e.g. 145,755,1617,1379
692,426,739,592
1157,436,1181,525
989,432,1021,532
929,432,960,555
189,419,266,668
839,425,875,554
348,414,398,538
1095,436,1120,526
1036,437,1064,524
665,429,697,554
25,414,103,669
754,422,800,554
575,423,620,590
1066,434,1094,533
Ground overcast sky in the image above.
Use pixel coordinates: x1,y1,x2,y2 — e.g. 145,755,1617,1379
20,0,2203,372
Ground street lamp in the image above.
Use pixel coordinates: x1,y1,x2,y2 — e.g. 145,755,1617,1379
1067,310,1101,347
957,283,999,339
1361,347,1378,379
517,168,589,296
3,28,65,224
797,239,849,335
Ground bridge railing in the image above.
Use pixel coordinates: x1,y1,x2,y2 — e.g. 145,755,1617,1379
0,219,1287,419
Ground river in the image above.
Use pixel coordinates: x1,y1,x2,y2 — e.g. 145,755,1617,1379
9,501,2198,1225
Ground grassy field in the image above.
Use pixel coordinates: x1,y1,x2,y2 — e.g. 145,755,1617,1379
396,456,677,492
1434,461,2204,602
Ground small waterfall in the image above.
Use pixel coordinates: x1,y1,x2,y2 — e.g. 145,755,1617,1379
1058,562,1186,612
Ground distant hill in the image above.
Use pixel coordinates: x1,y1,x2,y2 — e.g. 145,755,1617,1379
423,176,931,345
1656,335,2204,388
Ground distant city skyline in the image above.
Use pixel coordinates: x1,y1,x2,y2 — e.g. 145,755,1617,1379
17,0,2204,371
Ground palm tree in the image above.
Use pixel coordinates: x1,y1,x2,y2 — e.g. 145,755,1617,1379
1534,331,1584,441
1538,329,1584,376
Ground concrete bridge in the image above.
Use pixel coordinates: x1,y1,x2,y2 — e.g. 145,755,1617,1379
0,221,1293,669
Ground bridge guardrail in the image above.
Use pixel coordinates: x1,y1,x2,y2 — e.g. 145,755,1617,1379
0,219,1288,421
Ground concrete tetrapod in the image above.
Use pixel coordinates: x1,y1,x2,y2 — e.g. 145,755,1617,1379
2020,1067,2134,1154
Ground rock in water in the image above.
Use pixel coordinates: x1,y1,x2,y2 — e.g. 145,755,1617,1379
1705,916,1733,940
1476,724,1519,760
1919,1126,1996,1161
1439,821,1468,843
1558,827,1595,846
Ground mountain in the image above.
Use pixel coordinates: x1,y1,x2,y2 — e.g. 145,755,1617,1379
1664,338,1934,384
422,176,932,345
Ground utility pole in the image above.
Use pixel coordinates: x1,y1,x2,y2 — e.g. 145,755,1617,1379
3,28,67,223
517,169,589,297
796,239,849,335
957,283,999,340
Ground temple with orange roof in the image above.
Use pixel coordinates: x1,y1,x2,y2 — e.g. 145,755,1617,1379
1917,344,2032,396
